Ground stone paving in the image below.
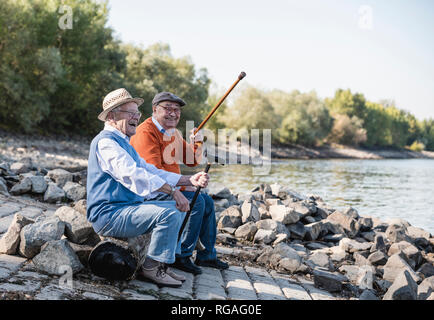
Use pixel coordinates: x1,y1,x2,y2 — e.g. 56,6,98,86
0,194,343,301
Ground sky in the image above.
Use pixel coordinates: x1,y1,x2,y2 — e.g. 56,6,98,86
106,0,434,120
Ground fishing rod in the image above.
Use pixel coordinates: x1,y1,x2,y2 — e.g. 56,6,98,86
178,71,246,241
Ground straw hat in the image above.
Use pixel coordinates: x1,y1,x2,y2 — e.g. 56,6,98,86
98,88,144,121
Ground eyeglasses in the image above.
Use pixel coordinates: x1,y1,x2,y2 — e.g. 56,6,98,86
157,104,181,114
114,110,142,119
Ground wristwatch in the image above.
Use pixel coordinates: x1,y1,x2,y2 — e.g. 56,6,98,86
169,185,176,197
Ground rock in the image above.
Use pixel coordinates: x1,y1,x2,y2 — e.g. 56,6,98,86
354,252,371,266
19,216,65,258
383,270,418,300
304,222,323,241
385,218,410,228
240,200,260,224
388,241,422,270
217,206,242,229
286,201,314,217
265,198,282,207
44,183,66,203
385,224,411,243
10,162,31,174
256,246,274,265
417,263,434,278
273,233,289,246
324,220,346,235
367,251,388,266
255,219,289,236
343,207,359,220
0,179,9,196
406,226,431,241
383,253,421,283
330,247,349,263
370,234,387,253
29,175,48,194
54,206,94,244
210,186,232,199
323,233,345,243
339,238,372,253
417,276,434,300
73,200,87,216
357,265,375,290
257,206,270,220
214,198,230,210
361,231,376,242
68,242,93,267
326,211,360,238
221,227,236,235
359,289,379,300
46,169,73,188
305,242,329,250
253,229,276,245
0,213,34,254
306,251,334,271
278,255,302,273
62,181,86,202
270,183,287,199
313,268,348,292
234,222,257,241
10,177,32,195
301,216,316,224
32,239,84,275
287,222,306,240
358,217,373,232
269,205,301,225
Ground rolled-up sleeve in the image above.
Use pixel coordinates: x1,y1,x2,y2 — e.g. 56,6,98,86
97,138,180,197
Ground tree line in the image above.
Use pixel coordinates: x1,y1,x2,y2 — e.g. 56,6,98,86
0,0,433,151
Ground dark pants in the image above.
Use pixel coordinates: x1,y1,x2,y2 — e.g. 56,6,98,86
178,191,217,261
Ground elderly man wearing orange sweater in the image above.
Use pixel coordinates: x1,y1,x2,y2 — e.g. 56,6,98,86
130,92,228,275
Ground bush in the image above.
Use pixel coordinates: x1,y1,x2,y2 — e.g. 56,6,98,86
408,141,425,152
327,114,367,146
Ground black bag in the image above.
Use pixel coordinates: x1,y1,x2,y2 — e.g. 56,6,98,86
88,240,137,280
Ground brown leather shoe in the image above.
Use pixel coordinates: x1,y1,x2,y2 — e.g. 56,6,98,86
166,268,186,282
139,263,182,288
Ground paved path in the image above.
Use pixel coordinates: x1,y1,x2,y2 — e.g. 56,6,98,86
0,194,341,300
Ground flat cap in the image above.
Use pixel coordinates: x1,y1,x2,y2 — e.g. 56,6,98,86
152,92,186,107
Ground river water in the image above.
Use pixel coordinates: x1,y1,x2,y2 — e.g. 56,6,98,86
195,159,434,234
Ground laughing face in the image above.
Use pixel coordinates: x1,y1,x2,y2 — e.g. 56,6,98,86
152,101,182,130
108,102,141,137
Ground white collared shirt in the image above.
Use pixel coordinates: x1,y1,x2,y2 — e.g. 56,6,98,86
151,117,175,137
96,123,181,199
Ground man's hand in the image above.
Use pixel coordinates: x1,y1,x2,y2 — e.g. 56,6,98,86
172,189,190,212
190,171,209,188
189,128,203,144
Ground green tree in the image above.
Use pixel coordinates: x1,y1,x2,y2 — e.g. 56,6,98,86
121,43,210,135
222,86,279,133
268,89,333,146
325,89,367,120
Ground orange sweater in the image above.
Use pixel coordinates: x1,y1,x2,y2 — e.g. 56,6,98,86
130,117,200,176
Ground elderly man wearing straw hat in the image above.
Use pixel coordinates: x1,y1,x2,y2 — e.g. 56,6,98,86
86,88,210,288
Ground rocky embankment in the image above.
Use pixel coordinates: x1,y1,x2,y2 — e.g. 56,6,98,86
0,157,433,300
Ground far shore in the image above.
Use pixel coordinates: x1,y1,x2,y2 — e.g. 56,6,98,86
1,130,433,172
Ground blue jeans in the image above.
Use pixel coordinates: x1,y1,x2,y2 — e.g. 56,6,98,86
97,200,185,264
179,191,217,261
